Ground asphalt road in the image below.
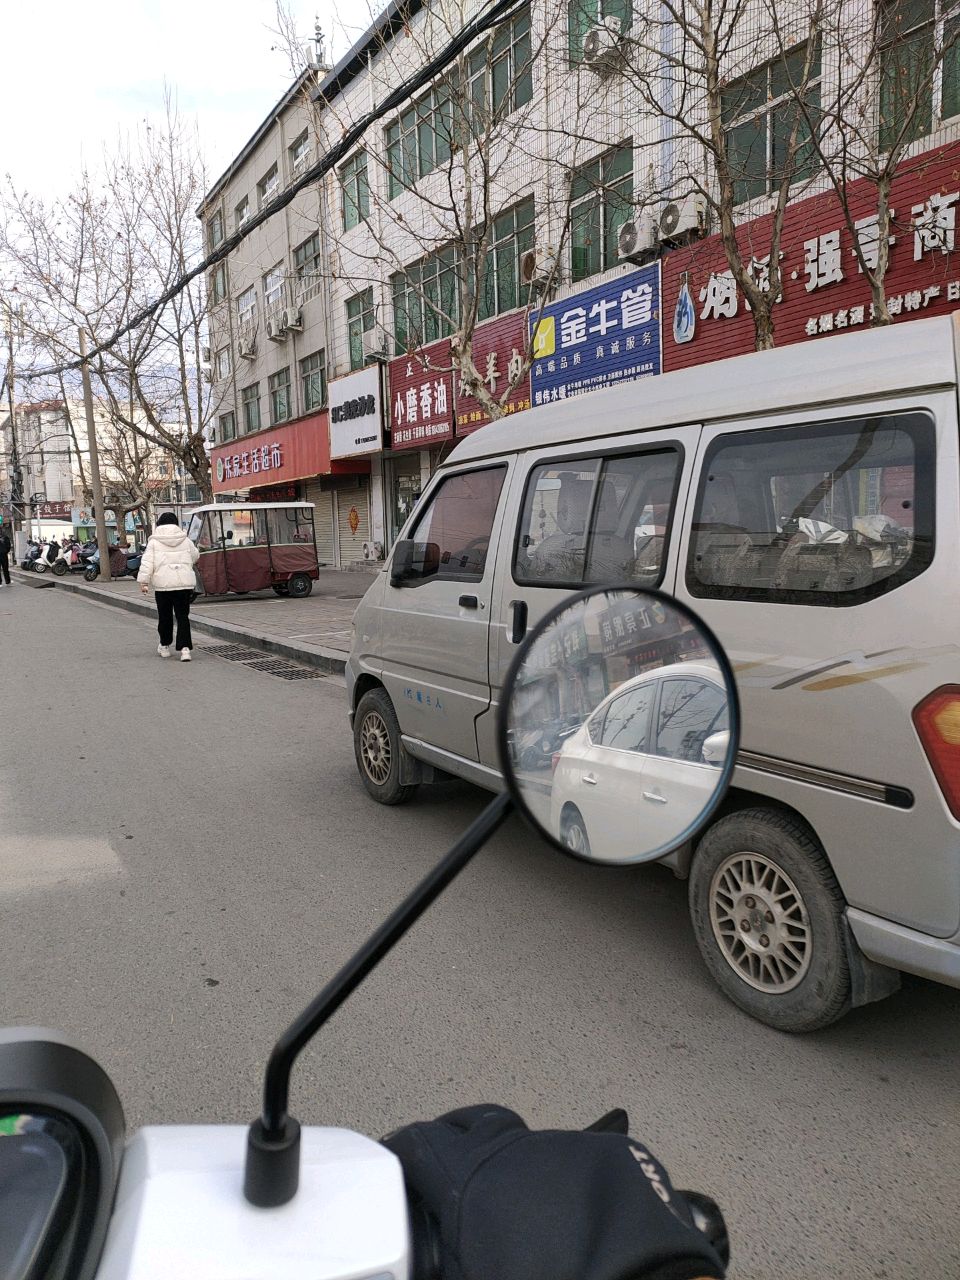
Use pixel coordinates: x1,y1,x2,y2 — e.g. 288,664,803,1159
2,581,959,1278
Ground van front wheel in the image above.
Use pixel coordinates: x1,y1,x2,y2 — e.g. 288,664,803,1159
354,688,417,806
688,808,850,1033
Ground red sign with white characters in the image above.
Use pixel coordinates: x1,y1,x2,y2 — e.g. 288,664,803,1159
662,141,960,372
211,413,330,493
454,312,532,436
388,340,455,450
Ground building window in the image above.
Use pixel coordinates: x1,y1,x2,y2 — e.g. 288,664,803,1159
289,130,311,175
241,383,261,434
263,263,285,309
207,210,224,251
215,347,231,381
268,368,291,424
300,350,327,411
235,195,250,230
257,164,279,209
385,84,453,198
184,483,202,504
879,0,960,150
219,411,237,443
237,285,257,327
392,248,460,352
479,198,535,320
209,263,227,304
466,5,533,122
294,232,322,301
340,153,371,230
568,0,632,63
570,144,633,281
721,42,821,205
347,288,376,370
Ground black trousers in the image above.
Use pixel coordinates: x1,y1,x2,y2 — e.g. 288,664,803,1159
0,554,9,585
156,590,193,650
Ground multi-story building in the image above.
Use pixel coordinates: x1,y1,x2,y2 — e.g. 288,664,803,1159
200,0,960,567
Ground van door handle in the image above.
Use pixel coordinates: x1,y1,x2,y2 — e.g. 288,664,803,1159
642,791,668,804
582,773,599,786
458,594,479,609
509,599,528,643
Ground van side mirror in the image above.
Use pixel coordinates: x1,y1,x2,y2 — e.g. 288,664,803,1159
390,540,440,587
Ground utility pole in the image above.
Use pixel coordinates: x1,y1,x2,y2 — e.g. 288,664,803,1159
78,329,112,582
3,304,27,548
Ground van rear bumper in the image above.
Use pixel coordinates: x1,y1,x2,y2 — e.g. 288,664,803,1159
847,908,960,989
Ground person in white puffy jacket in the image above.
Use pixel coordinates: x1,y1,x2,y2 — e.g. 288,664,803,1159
137,512,201,661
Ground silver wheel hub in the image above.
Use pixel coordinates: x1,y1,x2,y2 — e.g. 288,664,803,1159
709,852,812,993
360,711,391,785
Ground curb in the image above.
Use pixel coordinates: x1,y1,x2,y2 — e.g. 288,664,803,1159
11,570,348,676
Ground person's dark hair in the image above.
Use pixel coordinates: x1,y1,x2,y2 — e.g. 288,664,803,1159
157,512,179,527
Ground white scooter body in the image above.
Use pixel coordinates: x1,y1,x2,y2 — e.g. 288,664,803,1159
96,1125,410,1280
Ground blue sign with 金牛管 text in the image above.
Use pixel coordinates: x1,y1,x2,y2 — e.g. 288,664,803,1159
529,263,661,406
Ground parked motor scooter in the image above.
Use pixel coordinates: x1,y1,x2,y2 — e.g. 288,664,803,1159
51,539,91,576
0,587,739,1280
83,544,134,581
30,539,61,573
19,539,41,570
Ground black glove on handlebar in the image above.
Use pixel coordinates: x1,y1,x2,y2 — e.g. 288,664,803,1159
382,1104,726,1280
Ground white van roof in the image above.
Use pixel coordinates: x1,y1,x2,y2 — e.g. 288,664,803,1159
446,312,960,465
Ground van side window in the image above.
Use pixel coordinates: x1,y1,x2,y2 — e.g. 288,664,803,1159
411,466,507,580
655,680,727,762
514,449,680,587
687,412,934,606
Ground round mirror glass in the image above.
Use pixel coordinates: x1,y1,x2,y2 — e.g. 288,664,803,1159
498,587,739,865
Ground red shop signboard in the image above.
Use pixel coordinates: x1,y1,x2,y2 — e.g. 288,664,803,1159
388,339,455,450
661,140,960,373
211,413,330,494
454,311,531,436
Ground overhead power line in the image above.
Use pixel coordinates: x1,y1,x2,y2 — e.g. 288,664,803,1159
26,0,526,382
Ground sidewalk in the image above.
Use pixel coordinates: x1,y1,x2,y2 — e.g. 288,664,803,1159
11,567,375,674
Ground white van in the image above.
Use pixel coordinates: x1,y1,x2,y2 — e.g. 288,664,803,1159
347,313,960,1031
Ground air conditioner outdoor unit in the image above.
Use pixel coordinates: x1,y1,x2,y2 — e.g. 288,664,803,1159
362,324,388,360
617,215,657,264
362,540,384,561
520,246,558,289
283,306,303,331
265,315,286,341
201,345,211,363
238,332,257,359
582,17,623,73
658,195,709,242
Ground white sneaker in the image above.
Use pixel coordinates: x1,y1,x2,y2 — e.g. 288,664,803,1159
180,648,192,662
157,644,172,658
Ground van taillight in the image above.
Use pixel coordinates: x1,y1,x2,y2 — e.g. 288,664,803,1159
913,686,960,819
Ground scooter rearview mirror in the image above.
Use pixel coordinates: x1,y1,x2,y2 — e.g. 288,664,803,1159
496,586,740,866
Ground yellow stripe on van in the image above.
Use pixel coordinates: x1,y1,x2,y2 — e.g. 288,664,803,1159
803,662,924,690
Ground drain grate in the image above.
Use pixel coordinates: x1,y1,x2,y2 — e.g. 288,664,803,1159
200,643,326,680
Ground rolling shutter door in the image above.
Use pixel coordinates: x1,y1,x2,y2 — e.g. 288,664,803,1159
304,480,336,565
336,480,371,565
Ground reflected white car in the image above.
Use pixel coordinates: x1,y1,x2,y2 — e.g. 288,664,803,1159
549,662,729,862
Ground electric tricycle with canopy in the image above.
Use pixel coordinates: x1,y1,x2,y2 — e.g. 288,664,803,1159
187,502,320,598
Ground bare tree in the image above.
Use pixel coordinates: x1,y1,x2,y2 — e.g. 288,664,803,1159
0,94,215,498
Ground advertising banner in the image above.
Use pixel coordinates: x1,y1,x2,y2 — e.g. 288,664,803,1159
388,339,455,450
529,263,662,406
211,413,330,493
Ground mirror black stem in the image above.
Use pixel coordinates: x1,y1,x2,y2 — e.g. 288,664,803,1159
243,790,514,1207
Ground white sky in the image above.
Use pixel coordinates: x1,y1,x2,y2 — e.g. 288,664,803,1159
2,0,377,201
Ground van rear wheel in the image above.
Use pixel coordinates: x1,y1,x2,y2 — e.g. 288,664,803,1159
354,688,417,806
688,808,850,1033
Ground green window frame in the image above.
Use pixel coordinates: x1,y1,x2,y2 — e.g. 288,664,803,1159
385,83,454,198
721,42,821,205
289,130,311,174
478,198,535,321
294,232,321,301
391,248,460,353
207,210,224,251
300,350,326,411
879,0,960,150
218,411,237,444
209,262,227,305
235,195,250,230
570,145,633,282
466,6,533,125
568,0,633,64
347,288,375,370
340,152,371,230
268,368,291,425
241,383,261,434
